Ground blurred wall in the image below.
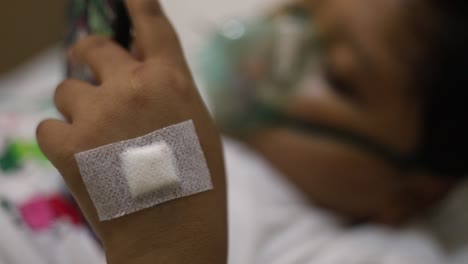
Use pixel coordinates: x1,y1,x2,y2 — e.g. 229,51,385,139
0,0,66,75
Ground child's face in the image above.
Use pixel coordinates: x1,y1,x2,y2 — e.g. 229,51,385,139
250,0,452,223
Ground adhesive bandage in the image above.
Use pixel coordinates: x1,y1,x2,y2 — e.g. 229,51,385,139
75,120,212,221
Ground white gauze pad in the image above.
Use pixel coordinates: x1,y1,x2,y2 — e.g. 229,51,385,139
75,120,212,221
121,142,180,197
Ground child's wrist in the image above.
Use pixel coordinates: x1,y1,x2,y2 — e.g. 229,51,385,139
99,192,227,264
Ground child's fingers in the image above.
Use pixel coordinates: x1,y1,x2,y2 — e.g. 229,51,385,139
36,119,74,168
124,0,180,58
54,79,96,123
70,35,138,81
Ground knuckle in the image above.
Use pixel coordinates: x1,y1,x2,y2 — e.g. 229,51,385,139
126,64,150,107
123,62,194,108
165,70,185,88
125,64,156,108
170,68,190,87
162,68,193,101
128,63,147,90
149,56,184,80
36,120,50,140
54,80,72,104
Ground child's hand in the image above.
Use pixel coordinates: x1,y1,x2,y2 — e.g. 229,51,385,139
36,0,227,263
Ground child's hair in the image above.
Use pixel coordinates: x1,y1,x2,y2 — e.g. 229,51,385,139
416,1,468,177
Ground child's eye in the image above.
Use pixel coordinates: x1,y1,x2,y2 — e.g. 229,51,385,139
323,63,355,98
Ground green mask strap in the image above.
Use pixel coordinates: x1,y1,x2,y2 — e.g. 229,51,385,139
229,103,423,172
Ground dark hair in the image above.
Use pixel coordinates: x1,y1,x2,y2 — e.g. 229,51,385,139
417,1,468,177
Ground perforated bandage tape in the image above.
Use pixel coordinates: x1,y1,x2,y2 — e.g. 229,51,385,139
75,120,213,221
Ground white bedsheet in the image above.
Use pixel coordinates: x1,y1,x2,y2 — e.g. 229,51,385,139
225,138,468,264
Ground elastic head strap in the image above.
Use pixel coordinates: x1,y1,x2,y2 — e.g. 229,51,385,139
229,103,424,172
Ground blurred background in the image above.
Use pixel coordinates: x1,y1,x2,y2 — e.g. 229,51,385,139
1,1,468,264
0,1,65,75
